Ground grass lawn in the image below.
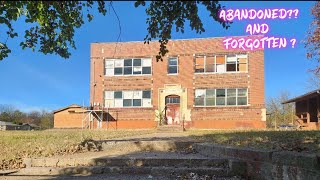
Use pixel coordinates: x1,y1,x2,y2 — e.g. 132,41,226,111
0,129,154,170
187,129,320,153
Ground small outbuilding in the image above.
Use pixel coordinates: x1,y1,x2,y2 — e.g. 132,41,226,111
53,104,87,129
21,123,40,131
282,89,320,130
0,121,22,131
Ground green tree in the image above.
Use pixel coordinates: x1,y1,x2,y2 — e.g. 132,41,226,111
0,104,16,122
39,111,53,129
11,110,26,125
0,1,230,61
0,111,12,122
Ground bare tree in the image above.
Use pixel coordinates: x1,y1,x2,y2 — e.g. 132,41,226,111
0,104,16,114
305,73,320,91
266,91,295,128
304,2,320,72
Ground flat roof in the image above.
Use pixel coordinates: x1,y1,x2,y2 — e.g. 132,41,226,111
91,35,264,44
282,89,320,104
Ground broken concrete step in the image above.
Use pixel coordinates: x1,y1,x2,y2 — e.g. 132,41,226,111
100,140,195,152
26,156,229,169
90,157,229,168
15,166,231,177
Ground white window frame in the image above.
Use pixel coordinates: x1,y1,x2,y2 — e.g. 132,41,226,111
104,58,152,76
194,88,249,107
104,90,153,108
168,57,179,75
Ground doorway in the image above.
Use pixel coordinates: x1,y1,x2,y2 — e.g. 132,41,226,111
165,95,180,125
309,97,318,122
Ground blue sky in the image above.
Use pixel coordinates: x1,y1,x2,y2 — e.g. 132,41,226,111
0,1,317,112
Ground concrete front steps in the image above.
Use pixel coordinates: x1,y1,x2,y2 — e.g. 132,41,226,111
157,125,185,132
17,155,245,179
6,138,246,179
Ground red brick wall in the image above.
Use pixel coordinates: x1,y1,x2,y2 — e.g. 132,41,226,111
54,108,85,128
90,37,265,129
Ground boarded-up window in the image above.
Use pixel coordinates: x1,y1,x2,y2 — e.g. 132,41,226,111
114,59,123,67
104,91,114,108
216,55,226,73
195,56,205,73
105,60,114,76
206,56,215,73
238,54,248,72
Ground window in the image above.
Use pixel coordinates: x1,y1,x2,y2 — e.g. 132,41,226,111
104,91,114,108
216,55,226,73
194,54,248,73
216,89,226,105
124,59,132,75
227,89,237,105
165,96,180,104
195,89,205,106
105,58,152,76
237,89,248,105
105,60,114,76
142,90,151,98
226,55,237,72
133,59,142,74
194,88,248,106
104,90,152,108
168,57,178,74
206,89,215,106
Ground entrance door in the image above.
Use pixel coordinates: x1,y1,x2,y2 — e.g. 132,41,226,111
165,95,180,125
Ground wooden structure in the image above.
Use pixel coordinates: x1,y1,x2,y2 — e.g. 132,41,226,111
0,121,21,131
282,89,320,130
53,104,86,129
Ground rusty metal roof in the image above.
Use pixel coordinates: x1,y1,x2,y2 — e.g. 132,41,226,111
282,89,320,104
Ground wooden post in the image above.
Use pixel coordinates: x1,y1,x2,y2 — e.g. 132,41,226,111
307,98,310,124
317,95,320,122
292,105,294,125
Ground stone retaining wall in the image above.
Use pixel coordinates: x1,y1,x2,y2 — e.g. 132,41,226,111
194,143,320,180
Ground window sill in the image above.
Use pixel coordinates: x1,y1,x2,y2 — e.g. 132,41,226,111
167,73,178,76
193,105,250,108
194,71,248,75
104,107,154,109
105,74,152,77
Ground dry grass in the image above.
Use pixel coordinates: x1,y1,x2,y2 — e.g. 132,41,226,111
187,129,320,153
0,129,154,169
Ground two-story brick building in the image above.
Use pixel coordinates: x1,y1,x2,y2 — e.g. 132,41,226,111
88,36,266,129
